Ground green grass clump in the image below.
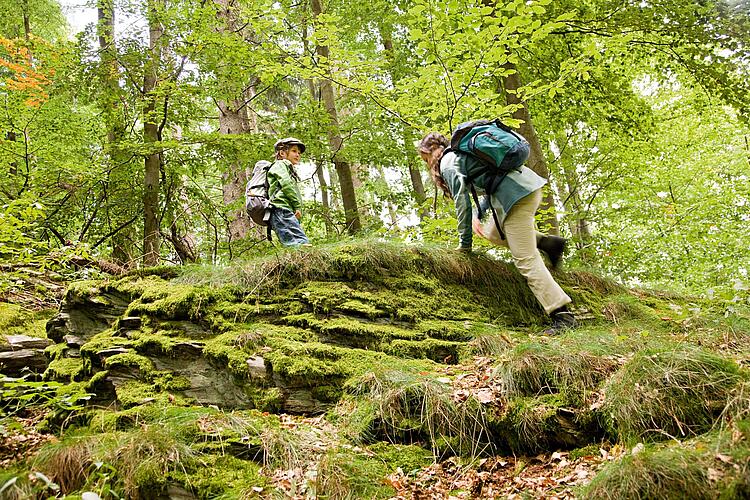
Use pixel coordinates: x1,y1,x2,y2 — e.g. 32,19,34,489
314,447,399,499
343,370,492,458
32,406,277,497
582,445,710,500
583,421,750,500
600,346,743,441
494,339,621,404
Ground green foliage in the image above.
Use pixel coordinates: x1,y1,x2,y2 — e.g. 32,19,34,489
0,374,92,417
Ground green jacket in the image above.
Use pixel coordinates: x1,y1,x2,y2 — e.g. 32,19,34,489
267,159,303,213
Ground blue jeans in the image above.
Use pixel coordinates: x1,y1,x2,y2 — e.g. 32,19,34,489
270,208,309,246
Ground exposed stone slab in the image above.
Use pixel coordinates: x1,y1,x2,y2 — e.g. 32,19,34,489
246,356,268,379
4,335,51,349
46,290,131,343
0,348,48,374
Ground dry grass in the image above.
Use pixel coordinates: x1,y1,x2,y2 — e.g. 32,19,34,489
32,433,98,493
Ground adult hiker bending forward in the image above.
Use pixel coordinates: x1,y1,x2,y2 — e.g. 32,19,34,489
418,132,576,335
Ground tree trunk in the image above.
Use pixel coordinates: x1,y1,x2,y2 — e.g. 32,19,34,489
501,63,561,235
22,0,30,40
311,0,361,234
98,0,135,266
215,0,256,242
561,160,592,247
142,0,163,266
315,158,334,236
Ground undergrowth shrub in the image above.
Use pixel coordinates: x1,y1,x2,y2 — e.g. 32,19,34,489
600,346,743,441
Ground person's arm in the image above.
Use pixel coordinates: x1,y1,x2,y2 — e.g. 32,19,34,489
441,162,473,250
281,162,302,212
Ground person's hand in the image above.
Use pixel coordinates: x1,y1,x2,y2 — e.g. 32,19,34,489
294,210,302,220
472,217,485,237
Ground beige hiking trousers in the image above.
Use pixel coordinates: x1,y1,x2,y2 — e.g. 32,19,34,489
479,189,571,314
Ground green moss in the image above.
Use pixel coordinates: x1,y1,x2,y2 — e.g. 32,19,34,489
114,276,237,323
65,280,109,303
172,454,266,498
311,385,342,403
203,331,256,379
0,303,54,339
104,352,155,375
79,329,133,358
417,319,476,341
490,393,588,454
264,337,435,388
244,386,283,412
115,380,159,407
45,357,85,381
132,333,187,357
45,342,68,360
367,441,434,473
385,338,461,363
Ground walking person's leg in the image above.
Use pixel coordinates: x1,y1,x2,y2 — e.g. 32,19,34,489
502,190,572,317
270,208,309,246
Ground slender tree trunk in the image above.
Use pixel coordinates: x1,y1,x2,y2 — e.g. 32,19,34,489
315,157,334,236
215,0,256,242
22,0,31,40
560,160,592,246
376,165,398,226
501,62,560,235
311,0,361,234
142,0,164,266
98,0,134,266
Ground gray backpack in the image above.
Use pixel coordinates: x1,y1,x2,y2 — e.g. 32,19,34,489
245,160,273,238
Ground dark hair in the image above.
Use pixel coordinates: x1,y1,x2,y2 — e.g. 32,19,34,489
419,132,451,198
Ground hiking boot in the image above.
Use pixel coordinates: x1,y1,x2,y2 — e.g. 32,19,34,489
537,235,567,269
543,306,577,335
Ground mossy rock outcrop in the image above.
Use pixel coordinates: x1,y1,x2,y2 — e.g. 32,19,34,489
4,240,749,499
42,242,611,415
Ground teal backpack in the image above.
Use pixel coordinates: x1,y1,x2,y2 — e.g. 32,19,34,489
448,118,529,183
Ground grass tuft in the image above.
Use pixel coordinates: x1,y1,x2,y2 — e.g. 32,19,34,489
582,445,711,500
493,340,620,404
32,433,99,493
600,346,743,441
345,370,492,458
